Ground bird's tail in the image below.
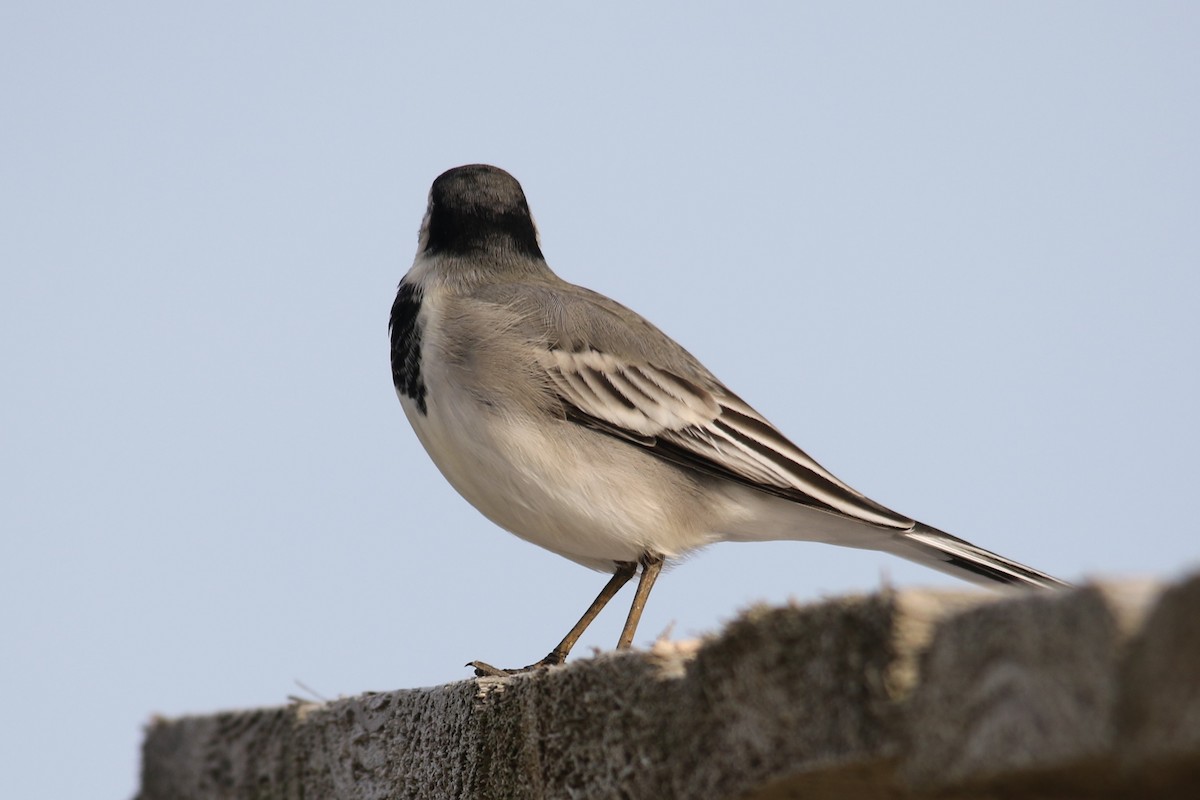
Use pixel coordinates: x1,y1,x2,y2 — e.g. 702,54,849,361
891,522,1070,589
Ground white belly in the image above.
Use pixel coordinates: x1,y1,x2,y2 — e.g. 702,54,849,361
399,363,730,570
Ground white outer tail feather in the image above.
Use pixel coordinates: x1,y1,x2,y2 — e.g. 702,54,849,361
891,522,1069,589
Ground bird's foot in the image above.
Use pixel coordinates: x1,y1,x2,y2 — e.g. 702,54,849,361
467,660,521,677
468,651,566,678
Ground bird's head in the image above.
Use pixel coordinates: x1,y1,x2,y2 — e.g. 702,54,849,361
419,164,544,261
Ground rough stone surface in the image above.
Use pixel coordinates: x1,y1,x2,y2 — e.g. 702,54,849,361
137,573,1200,800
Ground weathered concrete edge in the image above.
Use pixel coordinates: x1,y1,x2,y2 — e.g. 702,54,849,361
136,571,1200,800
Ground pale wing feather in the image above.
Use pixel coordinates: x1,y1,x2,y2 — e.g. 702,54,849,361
544,349,911,529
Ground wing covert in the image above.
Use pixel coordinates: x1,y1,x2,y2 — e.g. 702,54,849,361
543,349,911,529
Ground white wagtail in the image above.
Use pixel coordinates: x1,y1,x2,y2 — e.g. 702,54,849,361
390,164,1069,676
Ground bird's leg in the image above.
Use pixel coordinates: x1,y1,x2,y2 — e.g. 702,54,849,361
536,560,638,666
616,552,665,650
469,560,637,677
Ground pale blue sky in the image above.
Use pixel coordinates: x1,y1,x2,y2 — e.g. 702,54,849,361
3,3,1198,797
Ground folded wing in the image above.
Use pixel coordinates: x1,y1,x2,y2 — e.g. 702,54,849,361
544,348,912,529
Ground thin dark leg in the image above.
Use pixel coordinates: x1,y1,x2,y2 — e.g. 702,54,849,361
470,560,637,677
539,560,638,665
617,553,665,650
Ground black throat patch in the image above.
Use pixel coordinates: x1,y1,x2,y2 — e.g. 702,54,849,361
389,282,427,415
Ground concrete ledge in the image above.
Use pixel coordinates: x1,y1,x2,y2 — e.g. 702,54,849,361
137,572,1200,799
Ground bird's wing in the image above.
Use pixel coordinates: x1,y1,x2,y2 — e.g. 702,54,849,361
542,348,911,529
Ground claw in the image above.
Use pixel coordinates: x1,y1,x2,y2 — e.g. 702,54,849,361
467,660,512,678
467,653,565,678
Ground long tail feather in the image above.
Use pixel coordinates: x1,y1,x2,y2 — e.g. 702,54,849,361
894,522,1070,589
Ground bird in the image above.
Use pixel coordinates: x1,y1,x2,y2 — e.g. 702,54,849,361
389,164,1069,676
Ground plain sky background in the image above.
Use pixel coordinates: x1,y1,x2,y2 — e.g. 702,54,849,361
3,3,1198,797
